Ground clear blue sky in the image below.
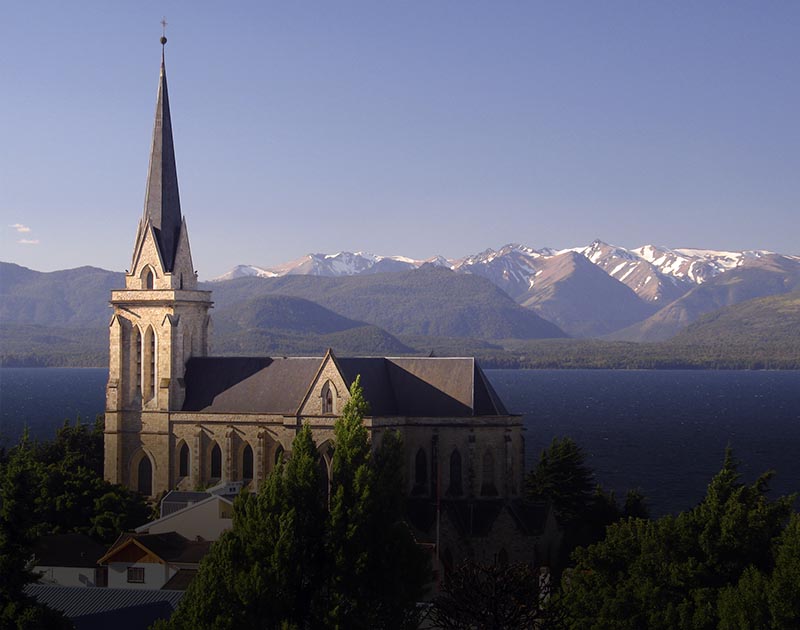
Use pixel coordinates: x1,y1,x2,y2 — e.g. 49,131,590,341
2,1,798,279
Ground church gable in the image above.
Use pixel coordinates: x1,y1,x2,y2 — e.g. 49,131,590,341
297,350,349,417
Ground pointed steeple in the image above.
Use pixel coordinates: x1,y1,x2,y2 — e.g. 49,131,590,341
142,34,182,272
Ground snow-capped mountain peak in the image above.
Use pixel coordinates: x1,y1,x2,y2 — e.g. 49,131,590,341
211,243,798,307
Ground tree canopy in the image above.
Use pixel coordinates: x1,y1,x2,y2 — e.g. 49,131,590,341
161,377,428,630
525,436,649,570
561,449,798,630
0,432,73,629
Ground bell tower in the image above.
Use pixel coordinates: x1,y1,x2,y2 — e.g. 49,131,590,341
105,34,212,494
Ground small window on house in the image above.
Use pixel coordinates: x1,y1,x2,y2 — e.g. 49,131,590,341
127,566,145,583
210,443,222,480
179,443,189,478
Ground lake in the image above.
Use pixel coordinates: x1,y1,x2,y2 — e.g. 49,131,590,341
1,367,798,516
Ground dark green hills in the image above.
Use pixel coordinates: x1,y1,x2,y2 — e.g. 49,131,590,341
2,260,798,368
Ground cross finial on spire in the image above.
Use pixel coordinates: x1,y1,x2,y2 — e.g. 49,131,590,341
160,17,168,46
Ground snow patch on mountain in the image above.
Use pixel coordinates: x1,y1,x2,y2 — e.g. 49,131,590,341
212,242,798,308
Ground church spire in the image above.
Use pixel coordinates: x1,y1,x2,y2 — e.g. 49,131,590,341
142,28,182,272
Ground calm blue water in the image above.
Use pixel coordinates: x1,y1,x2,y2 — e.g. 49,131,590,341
1,367,798,516
0,368,108,444
489,369,800,516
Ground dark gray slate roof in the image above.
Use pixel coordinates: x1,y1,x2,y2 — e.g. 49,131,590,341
182,354,509,417
32,534,107,568
182,356,321,413
25,585,183,630
342,357,511,416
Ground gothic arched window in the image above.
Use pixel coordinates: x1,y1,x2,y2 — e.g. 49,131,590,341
178,443,189,478
137,455,153,496
321,381,335,415
413,448,428,495
210,443,222,480
135,328,142,396
149,331,156,397
242,445,254,481
448,449,463,496
481,449,498,496
143,267,154,289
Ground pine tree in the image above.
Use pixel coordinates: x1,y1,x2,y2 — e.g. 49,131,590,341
163,377,428,630
0,432,72,629
162,425,326,630
325,377,429,629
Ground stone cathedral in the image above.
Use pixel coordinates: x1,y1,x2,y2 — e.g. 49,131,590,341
104,40,557,566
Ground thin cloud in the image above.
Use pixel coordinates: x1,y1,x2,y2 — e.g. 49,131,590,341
10,223,32,233
18,239,40,245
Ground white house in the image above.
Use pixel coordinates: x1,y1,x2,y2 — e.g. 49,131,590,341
32,533,108,588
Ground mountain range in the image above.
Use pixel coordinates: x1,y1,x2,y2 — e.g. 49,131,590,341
2,239,799,367
214,241,800,340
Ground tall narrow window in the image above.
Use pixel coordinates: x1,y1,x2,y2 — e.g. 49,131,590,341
413,448,428,495
149,330,156,399
135,328,142,395
210,443,222,480
321,382,334,414
242,445,253,481
178,443,189,478
143,267,154,289
481,450,497,496
448,449,463,496
142,327,156,402
137,455,152,495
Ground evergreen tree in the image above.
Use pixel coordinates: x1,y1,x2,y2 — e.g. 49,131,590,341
525,437,594,526
562,449,795,630
25,418,149,543
526,436,649,570
164,377,428,630
0,433,72,629
325,376,428,629
427,560,566,630
161,425,326,629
